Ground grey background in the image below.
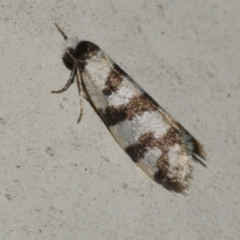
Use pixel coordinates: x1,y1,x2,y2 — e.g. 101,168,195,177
0,0,239,239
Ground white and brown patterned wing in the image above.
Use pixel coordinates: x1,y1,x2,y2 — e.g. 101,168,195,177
81,48,206,191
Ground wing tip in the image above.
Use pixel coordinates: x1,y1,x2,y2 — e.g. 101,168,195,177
192,137,207,160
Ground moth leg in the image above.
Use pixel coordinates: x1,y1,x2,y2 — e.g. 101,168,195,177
51,64,76,93
76,66,84,123
66,49,77,62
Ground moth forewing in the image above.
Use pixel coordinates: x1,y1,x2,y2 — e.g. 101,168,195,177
52,24,206,192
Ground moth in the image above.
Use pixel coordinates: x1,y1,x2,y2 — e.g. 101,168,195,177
52,24,206,192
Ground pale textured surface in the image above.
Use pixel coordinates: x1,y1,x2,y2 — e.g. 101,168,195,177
0,0,239,239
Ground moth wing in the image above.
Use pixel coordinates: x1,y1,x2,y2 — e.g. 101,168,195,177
105,58,207,161
144,92,206,161
81,50,206,190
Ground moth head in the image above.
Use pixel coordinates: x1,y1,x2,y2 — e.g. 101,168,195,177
55,23,79,70
62,37,80,70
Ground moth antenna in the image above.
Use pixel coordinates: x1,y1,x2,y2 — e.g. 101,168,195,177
54,23,68,41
